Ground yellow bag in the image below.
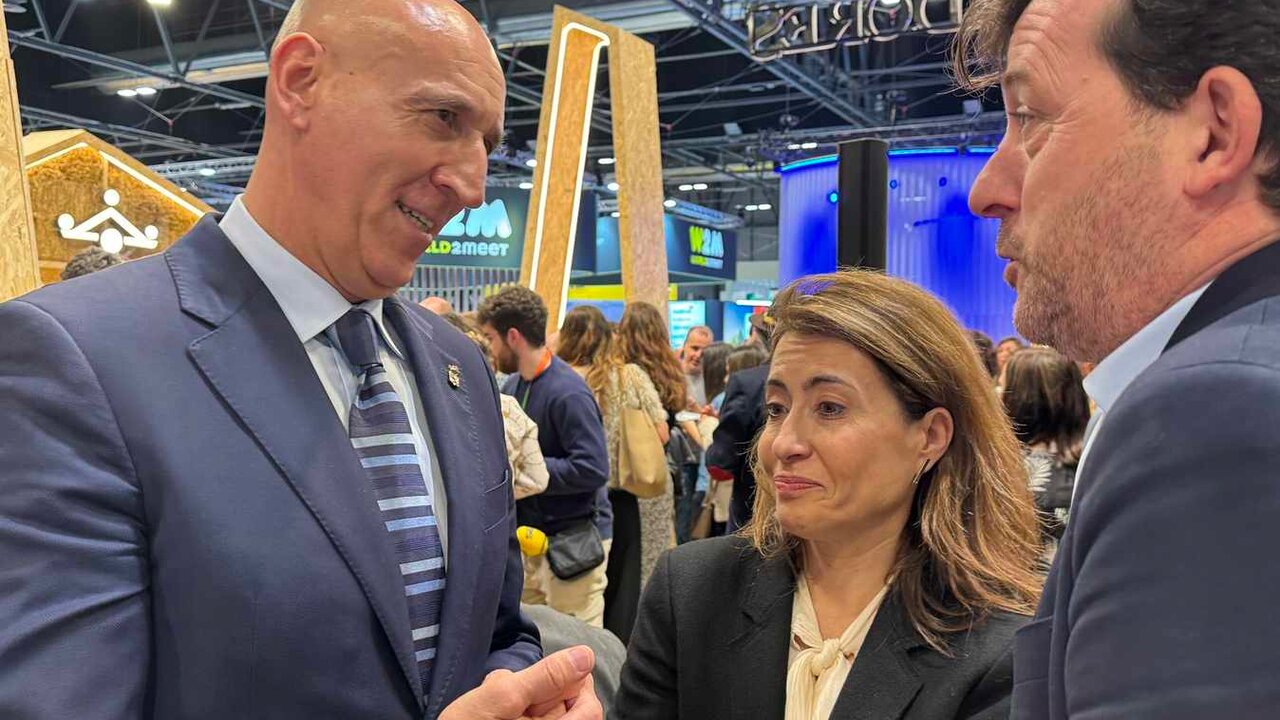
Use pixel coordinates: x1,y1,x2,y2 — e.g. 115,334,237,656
618,406,669,499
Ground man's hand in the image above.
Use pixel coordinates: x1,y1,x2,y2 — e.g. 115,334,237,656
439,646,602,720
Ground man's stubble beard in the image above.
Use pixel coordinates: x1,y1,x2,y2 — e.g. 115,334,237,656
1012,137,1176,363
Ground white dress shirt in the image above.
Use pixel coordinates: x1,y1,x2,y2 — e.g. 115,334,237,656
219,197,448,556
1075,283,1212,490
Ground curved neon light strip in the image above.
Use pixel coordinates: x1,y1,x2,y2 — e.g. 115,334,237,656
527,21,611,327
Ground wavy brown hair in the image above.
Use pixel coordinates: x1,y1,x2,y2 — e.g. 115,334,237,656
556,305,624,412
617,301,687,416
1002,347,1090,465
744,270,1043,652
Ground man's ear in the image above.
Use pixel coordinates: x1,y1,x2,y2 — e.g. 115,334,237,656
268,32,326,132
505,327,524,352
1182,65,1265,201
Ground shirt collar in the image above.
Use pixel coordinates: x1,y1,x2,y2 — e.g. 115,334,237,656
219,196,404,358
1083,283,1211,413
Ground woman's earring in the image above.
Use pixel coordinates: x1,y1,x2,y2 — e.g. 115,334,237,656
912,459,931,486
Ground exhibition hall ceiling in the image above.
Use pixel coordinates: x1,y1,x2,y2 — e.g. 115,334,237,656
7,0,1002,259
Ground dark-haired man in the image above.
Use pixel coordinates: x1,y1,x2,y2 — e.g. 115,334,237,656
959,0,1280,717
477,287,610,627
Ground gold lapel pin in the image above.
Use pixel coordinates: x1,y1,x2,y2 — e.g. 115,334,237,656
447,364,462,389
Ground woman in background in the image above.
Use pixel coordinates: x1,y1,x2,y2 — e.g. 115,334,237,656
617,302,689,584
558,305,670,644
690,342,733,539
1002,346,1090,558
994,336,1026,385
617,271,1042,719
704,344,769,536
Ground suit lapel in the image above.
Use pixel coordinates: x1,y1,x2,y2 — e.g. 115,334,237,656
1166,239,1280,351
728,553,795,720
172,220,426,709
829,594,923,720
383,298,488,714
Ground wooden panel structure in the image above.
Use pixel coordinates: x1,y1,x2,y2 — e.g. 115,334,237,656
0,11,40,301
24,130,212,283
521,6,669,330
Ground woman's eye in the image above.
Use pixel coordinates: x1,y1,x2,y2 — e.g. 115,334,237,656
816,401,845,418
764,402,787,420
434,109,457,125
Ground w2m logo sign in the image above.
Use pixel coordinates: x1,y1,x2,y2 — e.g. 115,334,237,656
689,225,725,270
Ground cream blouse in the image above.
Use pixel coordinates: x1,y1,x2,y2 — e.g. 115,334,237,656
785,577,891,720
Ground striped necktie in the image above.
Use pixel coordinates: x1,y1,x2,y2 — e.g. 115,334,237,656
333,308,445,697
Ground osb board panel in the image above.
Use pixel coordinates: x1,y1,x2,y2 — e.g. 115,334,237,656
0,12,41,302
609,30,669,317
26,145,203,266
522,6,668,328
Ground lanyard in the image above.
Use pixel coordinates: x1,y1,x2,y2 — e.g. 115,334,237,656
519,350,553,410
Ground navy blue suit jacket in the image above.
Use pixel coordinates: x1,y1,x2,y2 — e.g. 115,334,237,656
1012,241,1280,719
0,217,540,719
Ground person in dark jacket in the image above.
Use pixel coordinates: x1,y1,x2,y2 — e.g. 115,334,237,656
959,1,1280,717
478,287,611,628
617,271,1044,720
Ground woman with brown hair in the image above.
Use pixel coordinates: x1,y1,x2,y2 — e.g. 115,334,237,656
1002,346,1090,552
616,301,689,584
616,270,1043,720
557,305,669,644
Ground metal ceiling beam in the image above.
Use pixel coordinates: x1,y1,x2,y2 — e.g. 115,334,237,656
664,0,879,128
20,106,251,158
7,32,266,109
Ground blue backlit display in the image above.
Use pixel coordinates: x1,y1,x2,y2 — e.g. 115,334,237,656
777,147,1017,340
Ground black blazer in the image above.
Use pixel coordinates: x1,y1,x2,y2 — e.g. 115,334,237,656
616,537,1027,720
1013,240,1280,719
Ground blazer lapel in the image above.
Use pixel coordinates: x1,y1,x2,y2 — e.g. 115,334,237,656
728,553,795,720
1166,238,1280,351
829,594,923,720
173,220,426,709
383,298,488,714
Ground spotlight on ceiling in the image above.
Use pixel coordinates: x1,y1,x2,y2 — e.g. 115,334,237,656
606,182,620,192
663,199,677,208
525,158,538,168
198,168,217,177
116,88,139,98
519,181,534,190
678,184,694,192
692,182,708,191
598,157,616,165
135,86,158,97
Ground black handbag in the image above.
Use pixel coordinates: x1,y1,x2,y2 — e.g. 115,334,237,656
546,520,606,580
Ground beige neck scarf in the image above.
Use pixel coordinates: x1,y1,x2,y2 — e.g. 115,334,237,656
784,576,891,720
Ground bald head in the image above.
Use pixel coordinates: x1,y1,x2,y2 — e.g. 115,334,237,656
244,0,505,303
274,0,494,59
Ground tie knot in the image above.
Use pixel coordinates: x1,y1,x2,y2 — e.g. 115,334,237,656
334,309,381,370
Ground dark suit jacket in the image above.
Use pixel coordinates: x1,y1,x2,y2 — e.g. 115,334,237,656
1013,240,1280,719
706,364,768,531
0,217,540,719
616,537,1026,720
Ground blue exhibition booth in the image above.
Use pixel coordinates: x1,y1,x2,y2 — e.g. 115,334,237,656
777,147,1018,341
